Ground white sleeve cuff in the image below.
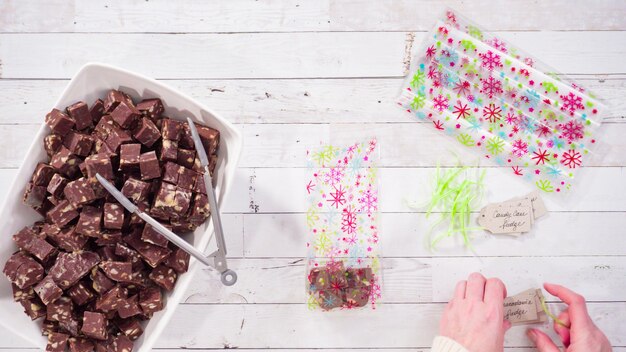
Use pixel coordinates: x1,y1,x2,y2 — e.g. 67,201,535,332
430,336,470,352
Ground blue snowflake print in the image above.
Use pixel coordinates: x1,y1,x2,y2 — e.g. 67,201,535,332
546,165,563,178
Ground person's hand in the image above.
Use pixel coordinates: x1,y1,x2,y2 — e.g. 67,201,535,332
527,283,612,352
439,272,511,352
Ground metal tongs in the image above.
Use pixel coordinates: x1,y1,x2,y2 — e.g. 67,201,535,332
95,117,236,286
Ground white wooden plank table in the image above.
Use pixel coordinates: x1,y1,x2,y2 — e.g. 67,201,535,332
0,0,625,350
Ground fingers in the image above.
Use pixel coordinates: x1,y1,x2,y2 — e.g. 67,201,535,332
503,319,512,332
465,272,486,301
544,283,591,325
484,278,506,304
453,280,467,300
554,311,571,347
527,329,560,352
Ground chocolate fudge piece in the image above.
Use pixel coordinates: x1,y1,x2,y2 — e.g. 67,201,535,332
188,193,210,224
117,294,142,319
82,311,108,340
141,223,169,248
149,265,177,291
47,173,68,198
99,261,132,282
63,131,94,157
119,143,141,171
19,297,46,320
162,161,181,185
93,114,116,140
133,117,160,147
67,101,93,131
124,232,171,268
103,203,124,230
47,200,79,228
12,283,36,302
76,205,102,237
164,248,190,274
108,334,134,351
105,127,133,153
3,251,45,289
174,187,192,214
69,337,95,352
85,153,114,180
49,251,100,289
67,281,96,306
45,108,75,136
137,98,164,120
64,177,97,207
50,147,81,178
47,226,89,252
23,182,47,209
139,151,161,180
318,290,343,311
46,296,73,322
138,286,163,316
95,285,127,312
12,226,56,262
114,243,143,270
178,123,195,149
90,268,115,295
170,217,198,233
177,148,196,169
161,118,183,141
308,268,330,291
121,177,150,203
34,275,63,305
151,182,176,217
96,245,120,261
116,318,143,341
346,267,373,288
44,134,64,157
110,102,140,129
103,90,127,113
32,163,56,186
196,124,220,155
159,139,178,162
90,98,105,124
46,331,70,352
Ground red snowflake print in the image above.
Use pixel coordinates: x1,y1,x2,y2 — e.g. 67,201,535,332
453,80,471,97
537,124,552,138
512,166,523,176
505,112,518,125
327,185,347,209
560,92,584,115
532,149,550,165
433,120,444,130
426,45,437,58
479,50,503,71
433,94,449,112
341,206,357,235
512,139,528,158
453,101,471,119
482,103,502,123
561,149,582,169
306,180,315,194
427,65,441,80
560,120,584,141
480,76,503,99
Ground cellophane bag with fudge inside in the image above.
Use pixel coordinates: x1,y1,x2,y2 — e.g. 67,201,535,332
305,139,382,311
2,89,220,351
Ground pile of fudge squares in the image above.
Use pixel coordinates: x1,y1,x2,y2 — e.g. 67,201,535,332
308,262,373,311
2,89,220,351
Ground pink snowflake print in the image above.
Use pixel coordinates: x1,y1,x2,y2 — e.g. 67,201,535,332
537,125,552,138
560,120,584,141
324,167,344,186
512,166,523,176
306,180,315,194
327,185,347,209
512,139,528,158
358,187,378,216
341,206,357,235
453,101,471,119
524,57,535,68
532,149,550,165
482,103,502,123
426,45,437,58
505,112,518,125
433,120,444,130
480,76,503,99
488,37,507,53
561,149,582,168
453,80,471,97
560,92,584,115
433,94,449,112
479,50,503,71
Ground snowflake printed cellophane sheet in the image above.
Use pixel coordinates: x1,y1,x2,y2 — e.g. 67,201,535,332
305,139,382,310
398,9,607,195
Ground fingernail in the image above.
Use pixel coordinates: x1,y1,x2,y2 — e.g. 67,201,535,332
526,329,537,342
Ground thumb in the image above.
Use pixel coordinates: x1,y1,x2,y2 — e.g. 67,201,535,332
527,328,560,352
503,319,512,332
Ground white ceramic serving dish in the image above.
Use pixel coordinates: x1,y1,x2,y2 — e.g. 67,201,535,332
0,63,242,350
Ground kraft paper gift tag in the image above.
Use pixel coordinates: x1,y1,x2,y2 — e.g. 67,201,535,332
478,203,533,234
504,289,548,325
